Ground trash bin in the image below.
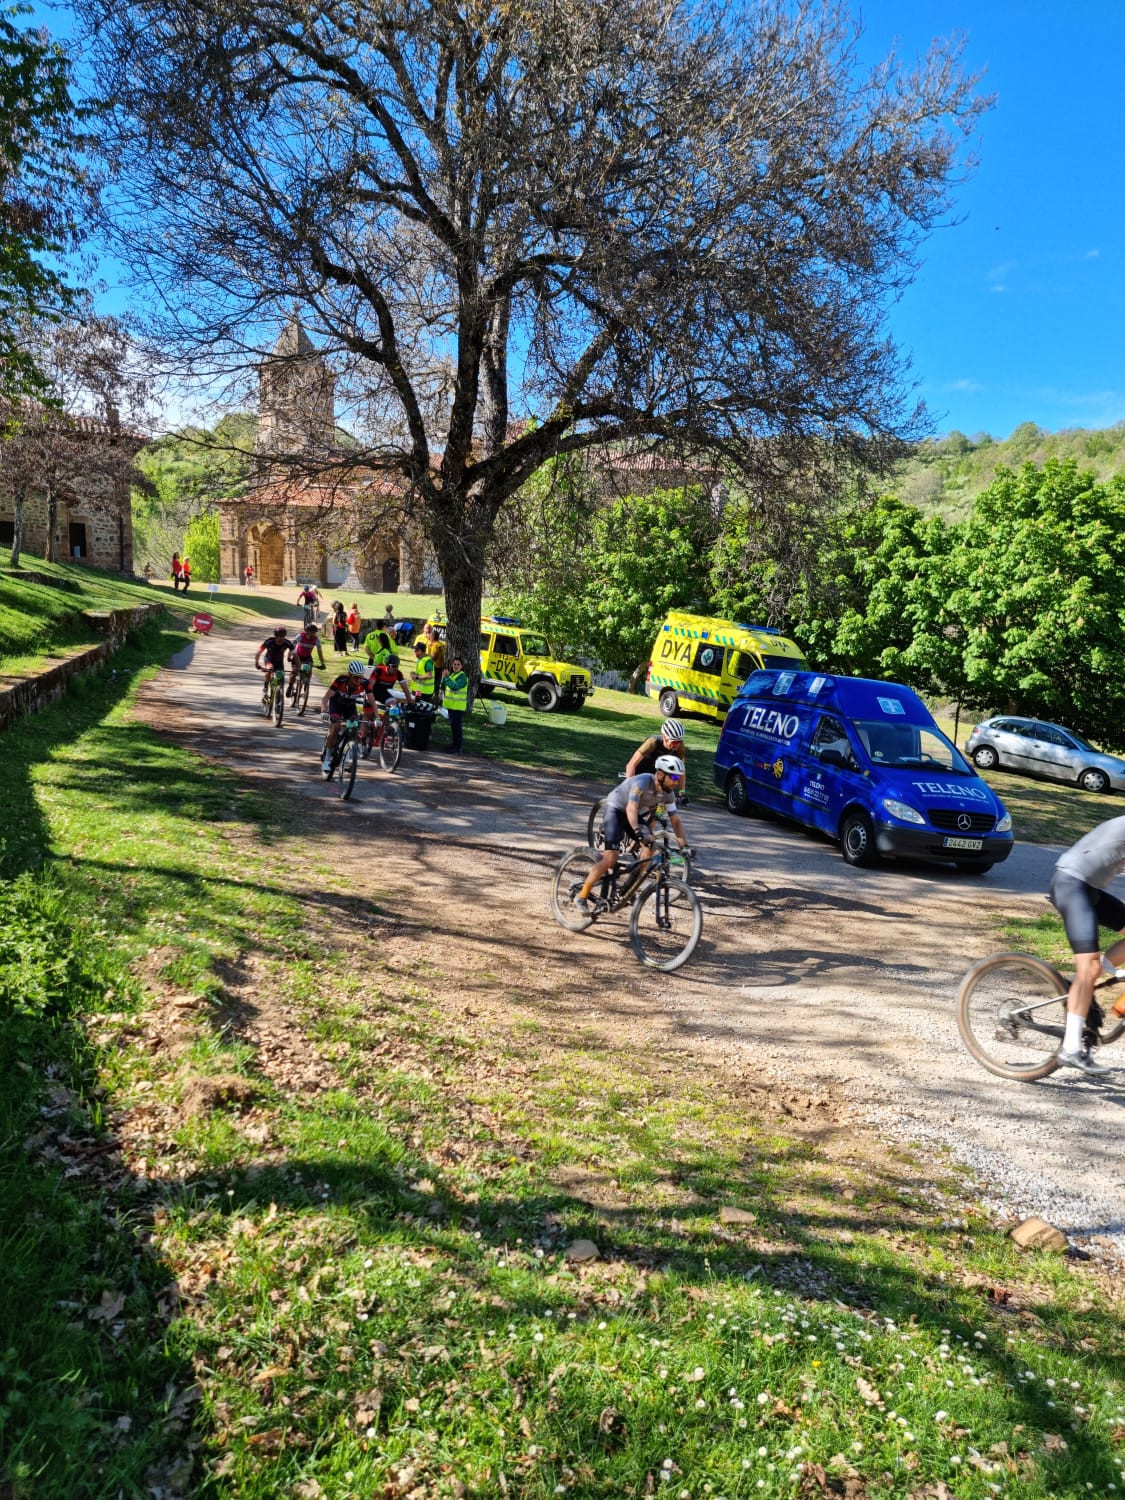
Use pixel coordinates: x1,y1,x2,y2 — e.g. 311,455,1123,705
403,702,435,751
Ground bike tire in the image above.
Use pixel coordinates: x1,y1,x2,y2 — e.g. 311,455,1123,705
380,721,403,772
261,681,272,717
956,953,1068,1081
629,877,702,972
587,797,606,848
298,672,311,716
550,847,603,932
272,680,284,727
337,739,358,800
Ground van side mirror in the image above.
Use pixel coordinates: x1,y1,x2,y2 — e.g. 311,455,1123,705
818,746,850,769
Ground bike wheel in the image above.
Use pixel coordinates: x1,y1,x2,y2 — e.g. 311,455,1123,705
665,845,693,883
379,721,403,772
272,680,284,727
956,953,1068,1080
298,672,311,715
359,725,373,760
550,847,603,932
586,797,607,849
629,877,702,972
337,740,358,800
261,680,272,717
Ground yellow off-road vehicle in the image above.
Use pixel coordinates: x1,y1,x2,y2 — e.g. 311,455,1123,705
425,613,594,712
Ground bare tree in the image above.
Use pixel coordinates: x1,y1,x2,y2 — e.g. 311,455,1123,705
0,309,151,567
76,0,986,671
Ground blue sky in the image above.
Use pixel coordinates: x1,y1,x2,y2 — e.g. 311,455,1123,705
39,0,1125,442
856,0,1125,440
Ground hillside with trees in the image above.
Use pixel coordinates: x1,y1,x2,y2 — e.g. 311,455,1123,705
892,421,1125,517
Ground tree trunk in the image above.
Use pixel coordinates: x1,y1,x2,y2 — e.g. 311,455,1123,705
43,488,58,562
8,491,25,568
435,539,486,708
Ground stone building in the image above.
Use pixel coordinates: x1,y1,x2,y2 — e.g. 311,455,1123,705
218,319,431,590
0,415,144,572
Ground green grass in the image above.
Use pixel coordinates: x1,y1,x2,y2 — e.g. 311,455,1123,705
464,687,725,803
4,620,1125,1497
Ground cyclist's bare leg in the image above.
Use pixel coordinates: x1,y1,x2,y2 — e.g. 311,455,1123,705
578,848,618,902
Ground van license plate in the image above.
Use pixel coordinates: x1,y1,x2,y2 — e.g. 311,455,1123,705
943,836,983,851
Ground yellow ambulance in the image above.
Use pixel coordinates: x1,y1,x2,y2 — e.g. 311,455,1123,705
645,611,808,721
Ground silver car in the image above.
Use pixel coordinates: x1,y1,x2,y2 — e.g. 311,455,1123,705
965,716,1125,795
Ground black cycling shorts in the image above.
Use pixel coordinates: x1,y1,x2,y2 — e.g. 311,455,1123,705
1048,871,1125,954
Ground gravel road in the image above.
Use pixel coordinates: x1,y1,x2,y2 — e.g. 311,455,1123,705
144,624,1125,1254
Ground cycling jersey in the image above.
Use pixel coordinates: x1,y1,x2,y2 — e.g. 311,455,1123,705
292,629,321,660
1055,816,1125,890
259,637,293,670
606,772,677,820
632,734,684,776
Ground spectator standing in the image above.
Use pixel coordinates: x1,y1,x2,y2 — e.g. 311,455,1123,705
181,556,192,593
364,627,393,667
441,656,469,754
331,601,349,655
244,563,255,587
171,552,183,590
427,624,446,683
346,603,363,654
410,638,436,699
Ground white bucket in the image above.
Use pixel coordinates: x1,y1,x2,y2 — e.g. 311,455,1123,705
487,701,507,726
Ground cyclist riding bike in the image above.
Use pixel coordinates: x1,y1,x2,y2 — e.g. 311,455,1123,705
320,660,371,773
1047,814,1125,1074
288,621,326,696
627,718,686,777
297,584,321,625
254,626,293,695
575,755,691,913
367,651,410,706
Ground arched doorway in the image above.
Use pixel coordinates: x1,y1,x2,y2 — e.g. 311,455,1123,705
382,555,400,592
258,526,285,586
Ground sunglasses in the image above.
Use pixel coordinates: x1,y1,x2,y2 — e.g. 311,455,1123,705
661,772,683,783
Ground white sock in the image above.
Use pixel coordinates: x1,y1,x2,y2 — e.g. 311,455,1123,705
1063,1013,1085,1053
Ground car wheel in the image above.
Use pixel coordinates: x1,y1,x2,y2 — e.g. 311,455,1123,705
971,745,999,771
658,689,679,717
1078,767,1110,795
725,770,750,816
839,809,877,867
527,679,560,711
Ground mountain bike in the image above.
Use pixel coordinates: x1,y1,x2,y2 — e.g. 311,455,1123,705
288,659,314,716
591,798,696,876
358,698,404,772
259,666,285,727
321,716,362,800
956,952,1125,1080
551,831,702,972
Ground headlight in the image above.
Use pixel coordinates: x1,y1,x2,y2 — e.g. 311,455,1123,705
995,812,1012,833
882,797,925,825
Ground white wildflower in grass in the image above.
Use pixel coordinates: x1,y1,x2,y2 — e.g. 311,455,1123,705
950,1456,962,1466
757,1447,768,1457
695,1399,706,1410
934,1411,948,1423
757,1393,769,1405
662,1459,674,1471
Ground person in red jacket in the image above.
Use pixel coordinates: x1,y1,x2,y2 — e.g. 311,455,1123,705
180,556,192,593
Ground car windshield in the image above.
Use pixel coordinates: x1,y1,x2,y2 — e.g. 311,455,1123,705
854,720,973,774
519,634,551,656
761,652,808,671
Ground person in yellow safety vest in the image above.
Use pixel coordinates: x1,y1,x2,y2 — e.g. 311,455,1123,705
410,639,436,700
441,655,469,754
364,628,393,668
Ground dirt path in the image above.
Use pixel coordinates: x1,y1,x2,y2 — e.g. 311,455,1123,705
135,623,1125,1252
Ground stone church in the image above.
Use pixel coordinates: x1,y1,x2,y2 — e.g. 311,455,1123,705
218,318,431,590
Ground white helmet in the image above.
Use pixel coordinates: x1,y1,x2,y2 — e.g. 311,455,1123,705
655,754,685,778
660,718,685,741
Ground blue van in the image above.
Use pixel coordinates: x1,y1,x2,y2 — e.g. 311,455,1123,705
714,670,1014,873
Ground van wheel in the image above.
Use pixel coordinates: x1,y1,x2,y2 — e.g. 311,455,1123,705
725,770,751,816
840,810,877,867
658,689,679,717
528,680,560,711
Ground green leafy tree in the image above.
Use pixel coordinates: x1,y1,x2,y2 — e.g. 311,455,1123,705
181,510,218,582
938,460,1125,747
0,8,92,399
132,414,253,573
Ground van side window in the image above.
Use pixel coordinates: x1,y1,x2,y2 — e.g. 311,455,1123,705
693,642,724,676
480,632,493,652
810,714,857,770
730,650,757,681
493,634,519,656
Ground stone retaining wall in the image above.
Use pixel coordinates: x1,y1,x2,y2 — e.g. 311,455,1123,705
0,602,162,731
